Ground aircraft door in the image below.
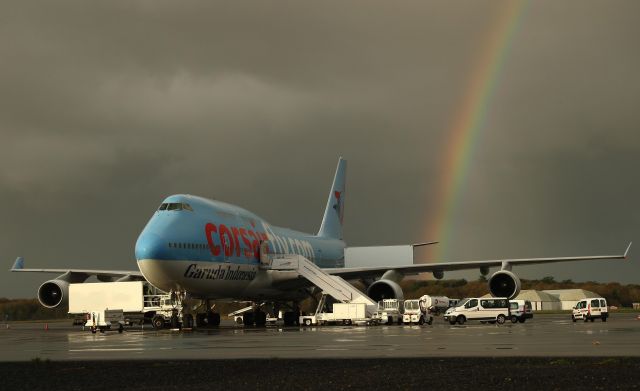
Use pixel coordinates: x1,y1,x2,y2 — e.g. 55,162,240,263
259,241,272,269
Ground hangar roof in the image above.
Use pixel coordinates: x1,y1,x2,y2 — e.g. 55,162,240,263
514,290,560,302
543,289,602,301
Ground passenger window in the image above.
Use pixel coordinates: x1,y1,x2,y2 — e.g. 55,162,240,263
591,299,599,308
600,299,606,307
466,299,478,308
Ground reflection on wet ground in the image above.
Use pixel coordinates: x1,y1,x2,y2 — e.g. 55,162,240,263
1,313,639,361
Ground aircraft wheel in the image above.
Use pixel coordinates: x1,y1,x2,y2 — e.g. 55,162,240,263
243,312,255,326
182,314,194,328
207,312,221,327
195,313,207,328
254,311,267,327
170,315,180,329
283,311,297,326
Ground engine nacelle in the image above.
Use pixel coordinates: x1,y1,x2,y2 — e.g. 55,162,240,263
367,279,404,302
488,270,521,299
38,279,70,308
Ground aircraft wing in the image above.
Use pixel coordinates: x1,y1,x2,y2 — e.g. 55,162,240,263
9,257,144,280
324,242,632,280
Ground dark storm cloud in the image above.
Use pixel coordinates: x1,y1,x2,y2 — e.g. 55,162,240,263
1,1,639,297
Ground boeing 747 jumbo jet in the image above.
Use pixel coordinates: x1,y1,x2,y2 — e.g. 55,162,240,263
11,158,631,326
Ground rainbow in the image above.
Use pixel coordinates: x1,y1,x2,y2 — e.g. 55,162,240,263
426,1,530,260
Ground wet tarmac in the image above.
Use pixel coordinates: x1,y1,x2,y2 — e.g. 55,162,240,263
1,313,639,361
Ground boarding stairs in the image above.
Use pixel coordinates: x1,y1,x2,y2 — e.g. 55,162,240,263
267,254,378,315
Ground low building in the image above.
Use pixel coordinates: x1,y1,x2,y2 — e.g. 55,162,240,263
513,290,562,311
543,289,602,310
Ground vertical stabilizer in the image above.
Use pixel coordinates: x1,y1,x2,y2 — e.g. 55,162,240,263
318,157,347,240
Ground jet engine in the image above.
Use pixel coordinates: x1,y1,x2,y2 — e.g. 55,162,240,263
367,279,404,302
38,279,70,308
488,270,521,299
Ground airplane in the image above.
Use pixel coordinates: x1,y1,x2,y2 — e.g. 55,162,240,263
10,157,631,327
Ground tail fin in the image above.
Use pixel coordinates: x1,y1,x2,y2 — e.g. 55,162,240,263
11,257,24,270
318,157,347,240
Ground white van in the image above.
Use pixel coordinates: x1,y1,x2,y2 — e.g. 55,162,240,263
444,297,510,325
509,300,533,323
572,298,608,322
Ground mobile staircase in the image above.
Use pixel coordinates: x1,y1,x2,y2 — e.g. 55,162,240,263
267,254,378,315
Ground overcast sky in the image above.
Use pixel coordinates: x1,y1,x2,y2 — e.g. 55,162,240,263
1,1,638,298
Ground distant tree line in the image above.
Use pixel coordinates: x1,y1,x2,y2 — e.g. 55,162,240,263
2,278,639,321
0,298,68,322
400,277,640,307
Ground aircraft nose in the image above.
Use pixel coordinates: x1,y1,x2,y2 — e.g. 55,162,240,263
135,232,168,261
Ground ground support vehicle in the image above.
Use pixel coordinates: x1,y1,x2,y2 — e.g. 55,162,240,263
414,295,452,316
372,299,404,325
68,281,184,331
85,309,125,334
402,299,434,325
509,300,533,323
444,297,510,325
572,298,608,322
299,295,370,326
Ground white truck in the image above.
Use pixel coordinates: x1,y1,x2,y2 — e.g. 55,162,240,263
414,295,453,315
299,295,370,326
68,281,183,332
372,299,404,325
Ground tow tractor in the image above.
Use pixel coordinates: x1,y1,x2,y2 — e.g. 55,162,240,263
402,298,434,325
372,299,404,325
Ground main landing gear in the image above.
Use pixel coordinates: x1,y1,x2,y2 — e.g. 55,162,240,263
193,299,221,328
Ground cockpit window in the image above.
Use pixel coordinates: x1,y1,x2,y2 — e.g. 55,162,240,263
159,202,194,212
167,203,183,211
